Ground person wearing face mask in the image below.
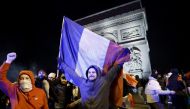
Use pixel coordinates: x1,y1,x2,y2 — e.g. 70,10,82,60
0,52,49,109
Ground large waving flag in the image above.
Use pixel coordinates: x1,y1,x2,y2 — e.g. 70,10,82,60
58,16,130,106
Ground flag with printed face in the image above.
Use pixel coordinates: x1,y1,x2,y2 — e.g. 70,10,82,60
58,16,131,106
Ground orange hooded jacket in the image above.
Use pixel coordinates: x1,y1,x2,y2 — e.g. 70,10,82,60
0,63,49,109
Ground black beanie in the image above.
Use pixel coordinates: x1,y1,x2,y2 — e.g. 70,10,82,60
170,68,179,75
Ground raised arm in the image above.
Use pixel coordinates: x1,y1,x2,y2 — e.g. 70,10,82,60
145,79,175,95
105,64,122,82
106,52,130,82
156,89,175,95
59,62,83,86
0,52,17,95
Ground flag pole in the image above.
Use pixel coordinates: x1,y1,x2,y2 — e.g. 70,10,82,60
57,16,65,78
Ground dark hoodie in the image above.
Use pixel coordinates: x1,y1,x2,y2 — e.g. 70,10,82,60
167,68,187,109
60,63,122,109
0,63,49,109
167,68,185,91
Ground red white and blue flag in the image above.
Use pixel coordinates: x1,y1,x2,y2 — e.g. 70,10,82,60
58,16,131,106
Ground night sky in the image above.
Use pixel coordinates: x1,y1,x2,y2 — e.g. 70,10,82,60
0,0,189,79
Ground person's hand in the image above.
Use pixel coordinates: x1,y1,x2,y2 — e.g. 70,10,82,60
170,90,175,94
114,48,131,66
114,53,130,66
6,52,17,64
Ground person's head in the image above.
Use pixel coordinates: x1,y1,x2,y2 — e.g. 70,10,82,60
170,68,179,75
157,74,162,78
86,65,101,81
151,69,158,79
37,70,47,80
60,74,67,85
18,70,35,92
135,75,140,80
48,72,56,81
177,74,183,81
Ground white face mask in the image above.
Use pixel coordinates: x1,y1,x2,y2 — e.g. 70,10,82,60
20,80,32,92
19,74,32,92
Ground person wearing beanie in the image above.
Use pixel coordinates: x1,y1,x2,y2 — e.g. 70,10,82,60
0,52,49,109
48,72,56,81
59,53,130,109
145,70,175,109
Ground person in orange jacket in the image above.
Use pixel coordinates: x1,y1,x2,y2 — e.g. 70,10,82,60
0,52,49,109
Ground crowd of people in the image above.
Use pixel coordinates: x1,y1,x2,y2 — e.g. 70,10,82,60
0,52,81,109
0,51,130,109
127,68,190,109
1,52,190,109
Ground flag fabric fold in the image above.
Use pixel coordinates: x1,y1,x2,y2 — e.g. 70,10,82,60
58,16,131,106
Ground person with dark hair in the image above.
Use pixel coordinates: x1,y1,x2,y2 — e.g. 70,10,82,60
135,75,146,104
35,69,51,108
0,52,48,109
167,68,188,109
145,70,175,109
35,69,50,98
59,53,130,109
48,73,72,109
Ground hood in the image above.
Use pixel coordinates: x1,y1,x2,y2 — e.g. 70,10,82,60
86,65,102,79
18,70,35,85
48,72,56,78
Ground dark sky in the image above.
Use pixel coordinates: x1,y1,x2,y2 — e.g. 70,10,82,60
0,0,189,75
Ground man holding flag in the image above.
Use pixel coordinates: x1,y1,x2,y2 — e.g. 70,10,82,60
58,16,131,109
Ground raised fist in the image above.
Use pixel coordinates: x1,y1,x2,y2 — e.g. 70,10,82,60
114,48,131,67
6,52,17,63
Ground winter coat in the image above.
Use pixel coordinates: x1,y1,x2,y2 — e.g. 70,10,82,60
60,63,122,109
145,76,172,103
0,63,49,109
